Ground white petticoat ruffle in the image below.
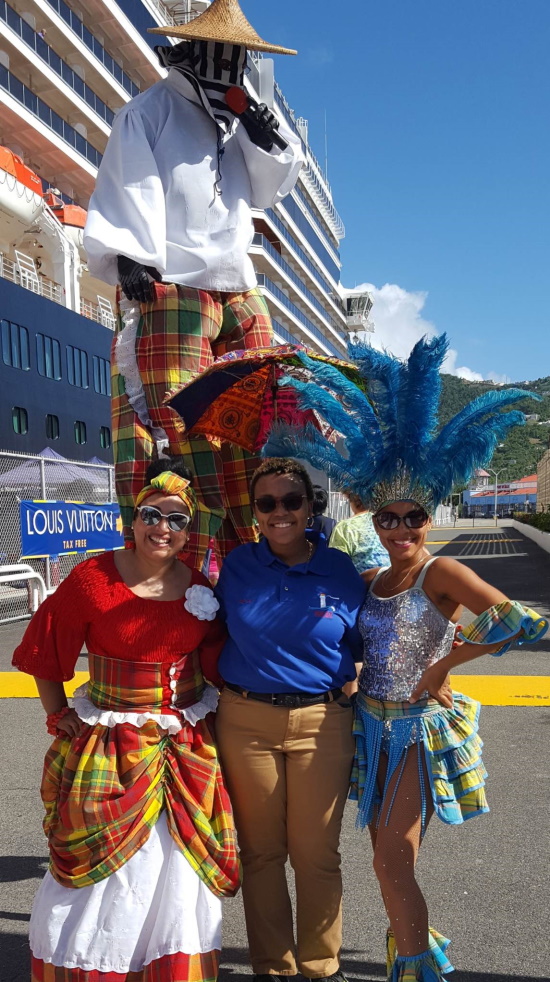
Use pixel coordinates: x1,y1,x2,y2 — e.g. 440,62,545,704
29,813,222,973
72,681,219,735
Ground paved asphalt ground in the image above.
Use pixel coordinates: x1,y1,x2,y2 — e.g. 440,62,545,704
0,522,549,982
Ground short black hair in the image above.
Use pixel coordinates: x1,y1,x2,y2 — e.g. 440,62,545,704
144,455,194,485
312,485,328,516
250,457,314,501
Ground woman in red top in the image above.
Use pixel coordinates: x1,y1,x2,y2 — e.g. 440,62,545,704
12,459,239,982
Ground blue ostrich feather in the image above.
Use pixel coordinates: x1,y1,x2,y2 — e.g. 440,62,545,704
293,351,382,449
427,410,527,503
347,339,404,446
263,422,358,489
431,387,539,458
398,335,448,468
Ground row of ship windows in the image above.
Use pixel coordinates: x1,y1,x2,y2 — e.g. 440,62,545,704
1,320,111,395
11,408,111,448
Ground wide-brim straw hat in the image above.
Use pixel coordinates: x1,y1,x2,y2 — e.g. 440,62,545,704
148,0,297,55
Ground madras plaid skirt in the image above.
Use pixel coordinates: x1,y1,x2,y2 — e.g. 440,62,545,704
41,716,240,896
112,284,272,567
350,691,489,834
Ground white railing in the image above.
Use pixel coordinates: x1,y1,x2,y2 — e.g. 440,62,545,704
0,253,63,304
0,564,47,621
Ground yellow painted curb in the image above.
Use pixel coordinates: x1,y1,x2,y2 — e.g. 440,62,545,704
1,673,549,707
451,675,550,706
0,672,89,698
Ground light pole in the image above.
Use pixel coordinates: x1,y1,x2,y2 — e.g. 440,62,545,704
487,468,507,526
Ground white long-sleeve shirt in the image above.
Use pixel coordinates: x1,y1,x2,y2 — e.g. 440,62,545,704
84,69,303,291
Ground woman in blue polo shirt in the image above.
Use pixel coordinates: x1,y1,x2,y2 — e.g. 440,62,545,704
215,457,366,982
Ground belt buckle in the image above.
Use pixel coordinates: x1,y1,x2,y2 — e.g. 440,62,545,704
273,693,301,708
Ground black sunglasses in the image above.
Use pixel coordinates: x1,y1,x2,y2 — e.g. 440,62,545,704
136,505,191,532
254,493,306,514
374,508,429,531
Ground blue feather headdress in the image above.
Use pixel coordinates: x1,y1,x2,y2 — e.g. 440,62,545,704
262,334,538,513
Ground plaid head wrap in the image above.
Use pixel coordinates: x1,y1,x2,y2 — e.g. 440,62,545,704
135,472,198,516
135,471,226,528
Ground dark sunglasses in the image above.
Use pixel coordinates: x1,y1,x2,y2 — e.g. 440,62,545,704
375,508,429,531
254,493,306,514
136,505,191,532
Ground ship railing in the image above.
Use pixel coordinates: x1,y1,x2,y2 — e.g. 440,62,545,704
0,252,63,303
80,297,116,330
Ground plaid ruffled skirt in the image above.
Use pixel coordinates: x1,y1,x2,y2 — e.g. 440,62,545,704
350,690,489,834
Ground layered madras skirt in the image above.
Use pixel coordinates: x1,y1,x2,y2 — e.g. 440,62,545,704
30,656,240,982
350,690,489,832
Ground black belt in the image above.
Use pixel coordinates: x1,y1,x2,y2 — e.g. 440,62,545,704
224,682,343,708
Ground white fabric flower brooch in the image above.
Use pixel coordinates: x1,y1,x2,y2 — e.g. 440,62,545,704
184,584,219,621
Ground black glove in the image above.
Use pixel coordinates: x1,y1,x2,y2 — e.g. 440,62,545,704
117,255,162,303
239,102,280,152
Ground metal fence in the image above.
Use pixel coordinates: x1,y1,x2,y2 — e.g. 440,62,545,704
0,449,114,623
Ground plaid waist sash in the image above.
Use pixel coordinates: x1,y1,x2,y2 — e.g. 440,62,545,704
87,652,205,713
359,693,442,720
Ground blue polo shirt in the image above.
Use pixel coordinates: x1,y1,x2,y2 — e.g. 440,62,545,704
215,533,366,694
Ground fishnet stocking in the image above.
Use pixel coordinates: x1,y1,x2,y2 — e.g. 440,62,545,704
369,746,434,958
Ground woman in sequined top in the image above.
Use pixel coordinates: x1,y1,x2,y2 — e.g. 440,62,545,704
351,498,520,982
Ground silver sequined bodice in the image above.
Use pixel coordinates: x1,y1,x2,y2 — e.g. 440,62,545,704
358,574,455,701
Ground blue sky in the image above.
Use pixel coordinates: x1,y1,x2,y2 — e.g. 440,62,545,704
243,0,549,382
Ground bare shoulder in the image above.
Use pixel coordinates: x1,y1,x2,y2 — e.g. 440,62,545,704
361,567,381,585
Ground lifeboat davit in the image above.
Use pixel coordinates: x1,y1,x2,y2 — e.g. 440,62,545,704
43,191,88,260
0,146,43,225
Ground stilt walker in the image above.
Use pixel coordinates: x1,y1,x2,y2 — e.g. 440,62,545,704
84,0,303,567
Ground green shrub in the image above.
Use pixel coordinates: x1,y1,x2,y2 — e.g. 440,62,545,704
514,512,550,533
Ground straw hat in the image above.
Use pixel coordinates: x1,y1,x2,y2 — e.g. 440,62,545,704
148,0,297,56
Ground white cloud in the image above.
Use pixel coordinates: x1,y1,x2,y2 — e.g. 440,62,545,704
347,281,507,382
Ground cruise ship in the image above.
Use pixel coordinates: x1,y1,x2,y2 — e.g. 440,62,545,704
0,0,373,463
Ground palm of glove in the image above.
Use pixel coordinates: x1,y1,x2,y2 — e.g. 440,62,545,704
117,255,162,303
239,103,280,152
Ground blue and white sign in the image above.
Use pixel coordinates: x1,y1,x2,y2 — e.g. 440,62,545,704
20,501,124,558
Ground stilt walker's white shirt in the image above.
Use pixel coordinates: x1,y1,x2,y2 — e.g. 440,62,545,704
84,69,304,291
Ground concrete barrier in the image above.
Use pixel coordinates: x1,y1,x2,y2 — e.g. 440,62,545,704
510,519,550,555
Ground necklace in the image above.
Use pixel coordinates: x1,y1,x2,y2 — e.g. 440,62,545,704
305,539,314,562
382,553,429,593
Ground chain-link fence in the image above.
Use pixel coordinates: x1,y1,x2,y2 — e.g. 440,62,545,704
0,449,114,623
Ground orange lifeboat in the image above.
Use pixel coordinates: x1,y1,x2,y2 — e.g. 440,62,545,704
43,191,87,229
0,146,43,225
43,191,87,260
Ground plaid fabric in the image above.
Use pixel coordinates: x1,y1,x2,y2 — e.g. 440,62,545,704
350,690,489,828
112,283,272,567
32,948,219,982
458,600,549,654
41,657,239,895
386,927,453,977
86,653,205,713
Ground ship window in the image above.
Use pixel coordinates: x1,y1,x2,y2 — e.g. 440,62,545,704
67,345,89,388
93,355,111,396
46,414,60,440
12,406,28,435
37,334,62,380
1,320,30,370
100,425,111,449
74,420,87,445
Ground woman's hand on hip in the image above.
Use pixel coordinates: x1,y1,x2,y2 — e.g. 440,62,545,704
409,663,453,709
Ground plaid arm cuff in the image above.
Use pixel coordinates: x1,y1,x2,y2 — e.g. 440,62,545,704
458,601,549,656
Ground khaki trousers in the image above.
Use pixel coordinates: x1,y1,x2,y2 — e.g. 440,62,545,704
216,687,355,978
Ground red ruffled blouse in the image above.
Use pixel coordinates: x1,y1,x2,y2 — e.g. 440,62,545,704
12,552,226,685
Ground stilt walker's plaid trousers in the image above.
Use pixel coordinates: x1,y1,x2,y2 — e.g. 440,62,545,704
111,283,272,569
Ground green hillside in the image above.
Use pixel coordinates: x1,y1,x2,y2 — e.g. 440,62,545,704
439,374,550,481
